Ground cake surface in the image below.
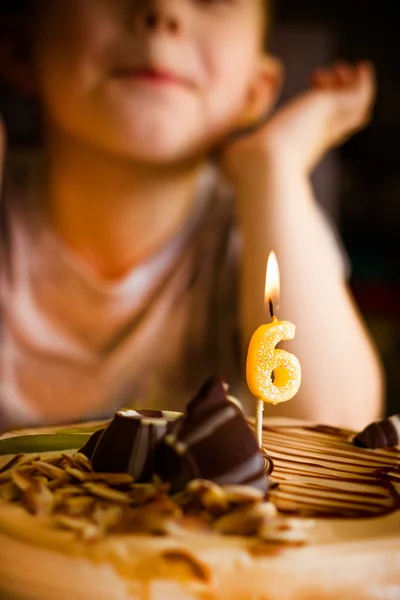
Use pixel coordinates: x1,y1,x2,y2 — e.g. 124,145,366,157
0,418,399,600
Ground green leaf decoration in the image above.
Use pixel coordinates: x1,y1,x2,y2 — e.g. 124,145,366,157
55,425,105,435
0,433,92,455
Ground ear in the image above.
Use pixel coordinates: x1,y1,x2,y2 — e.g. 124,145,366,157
239,55,284,129
0,18,36,95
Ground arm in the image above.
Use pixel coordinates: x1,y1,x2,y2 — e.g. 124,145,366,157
227,62,383,429
237,155,383,429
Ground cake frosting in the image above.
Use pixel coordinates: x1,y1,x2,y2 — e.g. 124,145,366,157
263,420,400,518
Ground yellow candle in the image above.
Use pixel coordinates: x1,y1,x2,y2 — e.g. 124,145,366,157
246,252,301,447
247,319,301,404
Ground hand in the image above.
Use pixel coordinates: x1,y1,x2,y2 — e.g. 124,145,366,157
222,61,376,182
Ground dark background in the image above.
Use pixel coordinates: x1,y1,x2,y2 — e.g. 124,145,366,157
273,1,400,416
0,1,399,415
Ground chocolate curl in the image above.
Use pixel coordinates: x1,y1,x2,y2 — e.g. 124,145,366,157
353,414,400,449
154,376,269,495
81,410,180,482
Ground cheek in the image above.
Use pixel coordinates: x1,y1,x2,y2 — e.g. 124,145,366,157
32,1,115,114
200,35,259,134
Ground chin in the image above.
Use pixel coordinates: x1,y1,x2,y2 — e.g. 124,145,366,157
108,120,211,166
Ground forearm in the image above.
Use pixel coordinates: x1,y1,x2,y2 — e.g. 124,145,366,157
236,156,384,429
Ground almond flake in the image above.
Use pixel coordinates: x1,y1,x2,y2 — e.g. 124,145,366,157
11,469,37,493
0,454,25,475
82,482,131,504
222,485,264,505
93,503,124,531
34,462,66,480
88,473,133,487
62,495,95,517
72,453,94,473
24,481,54,516
65,468,90,482
213,502,277,536
186,480,228,514
0,482,20,503
54,515,102,541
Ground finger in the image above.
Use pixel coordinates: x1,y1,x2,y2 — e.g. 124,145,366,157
312,68,337,89
356,61,377,105
333,62,356,86
357,60,376,91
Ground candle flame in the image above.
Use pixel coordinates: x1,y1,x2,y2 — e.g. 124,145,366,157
265,251,280,319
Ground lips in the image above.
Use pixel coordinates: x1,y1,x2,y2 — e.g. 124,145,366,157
112,66,192,88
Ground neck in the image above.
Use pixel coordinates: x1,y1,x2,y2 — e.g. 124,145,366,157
44,130,204,280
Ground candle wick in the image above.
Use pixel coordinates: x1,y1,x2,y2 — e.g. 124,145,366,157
268,298,275,320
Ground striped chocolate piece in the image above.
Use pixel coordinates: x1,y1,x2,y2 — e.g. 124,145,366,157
353,415,400,449
154,376,269,495
258,422,400,519
81,409,180,482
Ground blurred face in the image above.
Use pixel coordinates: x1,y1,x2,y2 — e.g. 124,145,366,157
31,0,265,165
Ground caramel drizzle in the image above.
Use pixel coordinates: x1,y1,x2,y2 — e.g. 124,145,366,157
261,424,400,519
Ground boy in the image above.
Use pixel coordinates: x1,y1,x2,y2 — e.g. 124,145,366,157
0,0,382,430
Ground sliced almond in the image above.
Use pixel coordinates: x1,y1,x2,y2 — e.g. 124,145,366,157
60,454,79,467
44,455,66,467
24,481,54,516
93,503,124,532
258,518,314,545
62,495,95,517
72,453,94,473
89,473,133,487
0,470,12,484
54,485,87,499
65,467,90,482
118,500,182,535
19,455,41,467
130,483,160,506
186,480,228,514
222,485,264,505
0,482,20,503
213,502,277,536
54,515,102,541
34,461,66,480
0,454,25,475
11,469,37,493
47,475,72,490
82,482,132,504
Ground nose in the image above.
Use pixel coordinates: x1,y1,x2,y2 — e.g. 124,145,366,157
135,2,181,36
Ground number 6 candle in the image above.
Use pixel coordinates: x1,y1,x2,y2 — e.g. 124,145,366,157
246,252,302,447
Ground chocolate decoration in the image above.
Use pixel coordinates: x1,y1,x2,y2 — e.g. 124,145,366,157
353,415,400,449
80,428,105,459
82,410,180,482
154,376,269,495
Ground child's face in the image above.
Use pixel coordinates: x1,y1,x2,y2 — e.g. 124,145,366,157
32,0,266,164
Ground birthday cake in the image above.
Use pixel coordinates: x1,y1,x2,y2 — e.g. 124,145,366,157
0,377,399,600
